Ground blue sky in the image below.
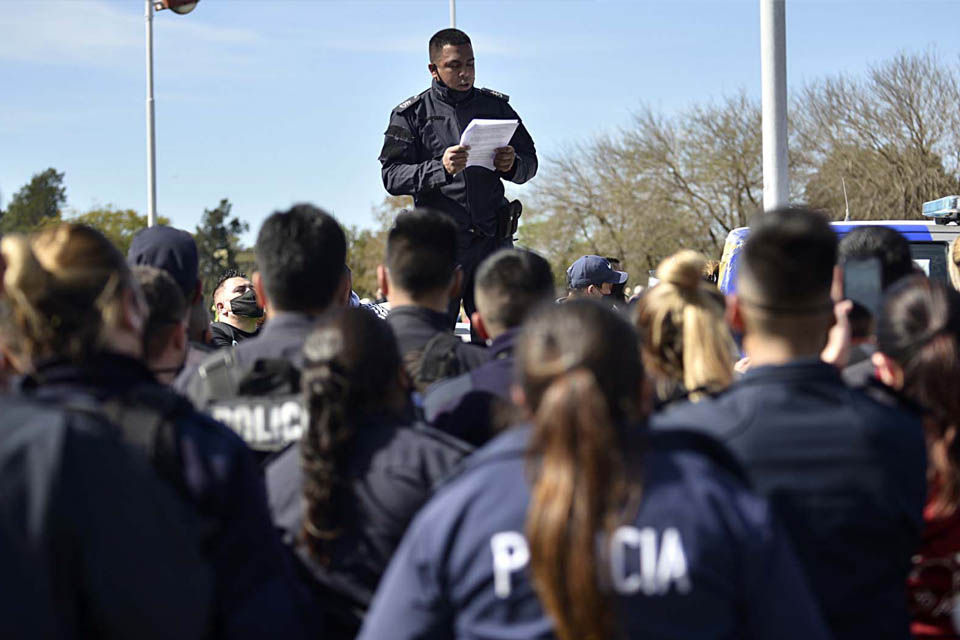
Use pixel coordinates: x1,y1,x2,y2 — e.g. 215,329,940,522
1,0,959,245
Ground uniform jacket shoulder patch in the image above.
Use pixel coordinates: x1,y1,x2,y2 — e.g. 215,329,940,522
479,87,510,102
395,92,424,112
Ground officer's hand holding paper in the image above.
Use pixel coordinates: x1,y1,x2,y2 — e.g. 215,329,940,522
459,119,519,171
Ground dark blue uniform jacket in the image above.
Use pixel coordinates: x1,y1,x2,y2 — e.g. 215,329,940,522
423,328,518,445
176,311,322,395
0,394,213,639
652,359,927,640
359,424,829,640
266,415,471,636
380,80,537,238
18,353,315,639
387,305,488,372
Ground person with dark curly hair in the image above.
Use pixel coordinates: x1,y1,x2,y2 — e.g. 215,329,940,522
266,307,471,639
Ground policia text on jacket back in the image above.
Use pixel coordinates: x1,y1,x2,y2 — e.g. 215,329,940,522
379,28,537,323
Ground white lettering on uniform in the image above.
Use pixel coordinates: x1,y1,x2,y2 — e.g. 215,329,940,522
490,532,529,599
281,401,303,441
609,526,691,596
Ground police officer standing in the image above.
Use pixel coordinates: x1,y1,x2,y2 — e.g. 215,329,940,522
379,28,537,327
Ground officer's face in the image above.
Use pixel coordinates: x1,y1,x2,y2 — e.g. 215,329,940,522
429,44,475,92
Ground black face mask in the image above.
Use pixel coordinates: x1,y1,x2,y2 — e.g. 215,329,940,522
230,289,264,318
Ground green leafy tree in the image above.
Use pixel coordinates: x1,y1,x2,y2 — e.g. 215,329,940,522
194,198,249,298
69,206,170,255
0,168,66,232
346,195,411,299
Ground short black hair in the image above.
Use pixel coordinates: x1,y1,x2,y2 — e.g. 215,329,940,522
132,265,186,361
214,268,247,300
429,28,471,62
385,208,458,297
476,249,555,329
838,226,914,290
740,207,837,311
255,204,346,312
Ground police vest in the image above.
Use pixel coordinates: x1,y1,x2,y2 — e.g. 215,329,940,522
193,351,305,454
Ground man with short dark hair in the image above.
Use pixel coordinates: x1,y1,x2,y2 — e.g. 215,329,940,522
423,248,554,445
380,28,537,328
176,204,349,453
653,207,926,640
378,208,487,390
209,269,262,348
837,226,916,384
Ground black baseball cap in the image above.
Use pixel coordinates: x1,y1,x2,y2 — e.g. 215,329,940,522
127,225,199,297
567,255,628,289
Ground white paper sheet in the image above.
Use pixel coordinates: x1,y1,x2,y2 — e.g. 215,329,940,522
459,118,519,171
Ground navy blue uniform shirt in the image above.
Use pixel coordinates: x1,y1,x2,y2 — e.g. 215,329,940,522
19,353,315,639
380,80,537,238
359,424,829,640
423,327,518,445
176,311,322,395
0,394,213,639
266,415,471,636
652,359,927,640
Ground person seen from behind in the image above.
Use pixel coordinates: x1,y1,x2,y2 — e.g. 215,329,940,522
266,307,471,639
836,225,916,385
423,247,555,445
177,204,350,456
127,224,214,371
379,208,487,391
360,300,829,640
210,269,263,347
133,266,189,384
3,223,315,638
874,276,960,638
633,249,737,409
653,207,927,639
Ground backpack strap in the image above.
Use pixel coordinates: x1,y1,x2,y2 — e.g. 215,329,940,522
101,385,191,496
417,332,465,388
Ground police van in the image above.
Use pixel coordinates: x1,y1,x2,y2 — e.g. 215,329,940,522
717,196,960,294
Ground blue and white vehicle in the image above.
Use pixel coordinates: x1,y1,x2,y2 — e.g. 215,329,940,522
718,211,960,295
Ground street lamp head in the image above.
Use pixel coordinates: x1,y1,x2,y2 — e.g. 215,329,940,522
154,0,199,15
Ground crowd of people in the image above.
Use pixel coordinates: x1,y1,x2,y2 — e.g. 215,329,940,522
3,24,960,640
0,199,957,640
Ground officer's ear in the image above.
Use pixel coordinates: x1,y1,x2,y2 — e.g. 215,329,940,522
252,272,270,315
428,62,439,82
377,265,391,301
726,294,745,333
871,351,904,390
470,311,489,342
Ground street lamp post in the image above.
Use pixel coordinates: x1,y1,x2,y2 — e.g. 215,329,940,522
450,0,456,28
145,0,200,227
760,0,789,211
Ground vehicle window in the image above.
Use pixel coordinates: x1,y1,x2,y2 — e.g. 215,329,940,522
909,242,948,282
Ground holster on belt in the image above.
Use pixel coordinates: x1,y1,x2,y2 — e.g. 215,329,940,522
495,199,523,240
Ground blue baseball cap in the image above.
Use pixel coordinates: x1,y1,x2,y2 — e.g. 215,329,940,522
566,255,628,289
127,225,199,297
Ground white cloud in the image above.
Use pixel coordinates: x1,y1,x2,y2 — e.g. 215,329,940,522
0,1,264,69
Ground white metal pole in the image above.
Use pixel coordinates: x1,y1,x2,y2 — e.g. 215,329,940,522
146,0,158,227
449,0,456,28
760,0,788,211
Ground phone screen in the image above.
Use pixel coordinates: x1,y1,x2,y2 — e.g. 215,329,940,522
843,257,883,318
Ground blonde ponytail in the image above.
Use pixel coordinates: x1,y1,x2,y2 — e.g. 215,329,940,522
0,224,130,364
635,250,736,402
